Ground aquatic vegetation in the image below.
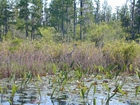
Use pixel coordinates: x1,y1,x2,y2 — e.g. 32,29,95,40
36,82,41,103
0,41,139,105
9,84,19,105
135,68,140,79
75,67,83,80
0,70,139,105
104,82,125,105
50,87,57,99
80,84,88,102
20,71,32,90
135,86,140,97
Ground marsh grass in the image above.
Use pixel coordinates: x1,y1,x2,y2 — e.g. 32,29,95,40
0,40,140,79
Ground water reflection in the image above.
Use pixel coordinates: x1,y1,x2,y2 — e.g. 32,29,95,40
0,75,139,105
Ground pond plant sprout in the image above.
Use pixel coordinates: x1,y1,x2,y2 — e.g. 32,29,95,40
0,86,4,103
20,71,32,90
79,82,88,103
50,87,57,99
87,82,97,105
104,79,126,105
8,73,16,84
36,82,41,103
50,68,69,101
9,84,19,105
135,67,140,79
135,86,140,97
93,85,97,105
74,64,85,80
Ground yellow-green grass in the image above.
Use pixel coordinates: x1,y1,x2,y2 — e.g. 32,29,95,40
0,39,139,78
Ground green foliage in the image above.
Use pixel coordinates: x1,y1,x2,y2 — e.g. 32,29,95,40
9,84,19,105
88,21,126,44
135,86,140,97
103,41,140,70
3,31,13,40
33,40,44,50
40,27,55,42
80,85,88,100
9,38,23,52
11,84,18,97
21,71,32,89
135,68,140,79
52,63,57,74
51,87,57,99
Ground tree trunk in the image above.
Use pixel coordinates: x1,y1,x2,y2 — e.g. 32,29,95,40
73,0,76,39
31,15,35,40
25,0,28,38
80,0,83,40
25,16,28,38
131,0,135,40
0,26,2,41
95,0,100,23
61,0,64,39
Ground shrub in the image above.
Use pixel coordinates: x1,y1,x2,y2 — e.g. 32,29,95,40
103,41,140,71
87,21,126,45
9,38,23,53
39,27,55,42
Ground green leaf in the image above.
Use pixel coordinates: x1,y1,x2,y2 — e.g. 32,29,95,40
93,98,96,105
94,85,96,95
135,86,140,97
51,87,56,99
102,83,110,92
11,84,18,97
136,70,140,79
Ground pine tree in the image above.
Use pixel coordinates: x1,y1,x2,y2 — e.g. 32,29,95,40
135,0,140,34
8,0,19,39
131,0,136,39
17,0,43,40
119,4,131,29
94,0,100,23
101,0,112,23
49,0,73,39
0,0,14,40
30,0,43,40
17,0,30,38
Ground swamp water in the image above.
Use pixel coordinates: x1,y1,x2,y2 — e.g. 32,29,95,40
0,73,140,105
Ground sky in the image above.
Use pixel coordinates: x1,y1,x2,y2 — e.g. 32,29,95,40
100,0,126,12
102,0,126,7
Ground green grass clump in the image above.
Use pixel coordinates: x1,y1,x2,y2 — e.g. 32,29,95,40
103,41,140,72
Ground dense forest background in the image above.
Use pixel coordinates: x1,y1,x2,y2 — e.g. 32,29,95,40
0,0,140,43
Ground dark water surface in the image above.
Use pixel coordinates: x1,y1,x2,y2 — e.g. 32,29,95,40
0,74,139,105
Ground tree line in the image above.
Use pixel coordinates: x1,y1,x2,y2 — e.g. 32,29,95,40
0,0,140,41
